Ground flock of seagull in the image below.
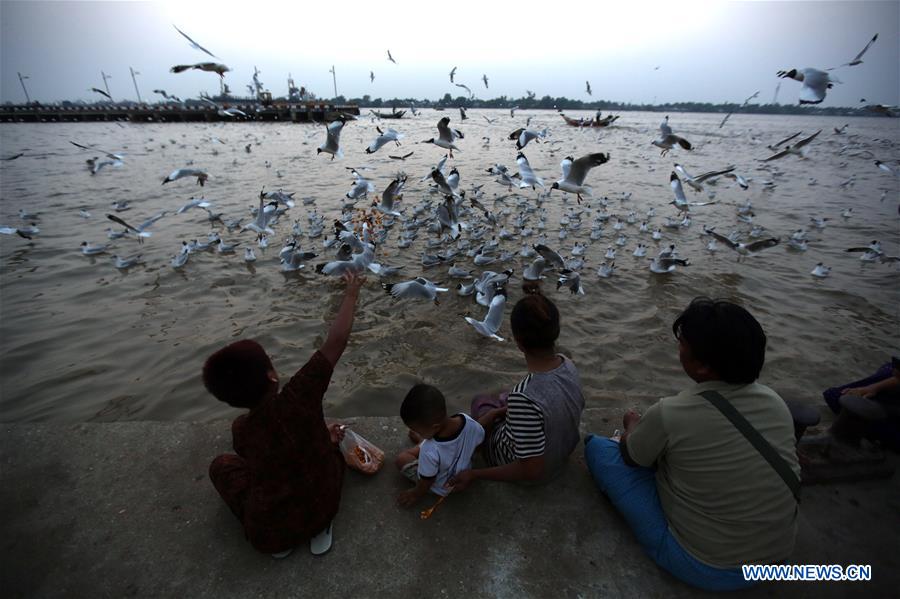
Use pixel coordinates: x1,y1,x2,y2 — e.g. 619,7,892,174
2,28,899,344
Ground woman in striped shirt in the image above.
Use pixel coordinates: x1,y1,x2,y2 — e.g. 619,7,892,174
450,292,585,489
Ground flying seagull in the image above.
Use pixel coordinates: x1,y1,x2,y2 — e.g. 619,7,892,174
585,81,592,96
387,50,397,64
170,62,230,77
777,68,838,104
173,25,218,58
707,230,779,260
761,130,821,161
370,71,375,83
449,66,457,83
91,88,112,100
651,116,691,156
482,74,489,89
551,153,611,203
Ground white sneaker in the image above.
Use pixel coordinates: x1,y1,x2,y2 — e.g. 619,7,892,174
310,521,333,555
271,548,294,559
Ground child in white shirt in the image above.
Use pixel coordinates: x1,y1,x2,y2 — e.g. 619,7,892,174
394,384,486,506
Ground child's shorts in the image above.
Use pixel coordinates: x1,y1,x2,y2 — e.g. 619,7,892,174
400,460,419,482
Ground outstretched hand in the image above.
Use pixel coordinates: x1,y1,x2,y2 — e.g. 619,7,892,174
840,386,876,399
342,270,366,295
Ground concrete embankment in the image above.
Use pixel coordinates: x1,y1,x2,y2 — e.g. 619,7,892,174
2,409,898,598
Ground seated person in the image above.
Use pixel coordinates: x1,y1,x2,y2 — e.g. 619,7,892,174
451,292,585,489
205,272,364,558
584,297,799,591
822,356,900,451
394,384,485,506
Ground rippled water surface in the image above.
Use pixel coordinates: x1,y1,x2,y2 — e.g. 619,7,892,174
1,109,898,422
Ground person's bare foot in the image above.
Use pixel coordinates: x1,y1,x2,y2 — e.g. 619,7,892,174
408,429,423,444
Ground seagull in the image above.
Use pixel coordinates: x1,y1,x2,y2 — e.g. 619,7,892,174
365,127,403,154
242,192,278,236
449,66,457,83
707,231,779,259
422,117,463,157
810,263,831,278
649,256,689,273
832,34,878,68
112,254,144,269
482,74,489,89
557,270,584,295
0,226,34,240
87,157,124,175
176,197,211,214
875,160,899,176
91,88,112,100
170,62,230,77
80,241,110,255
585,80,592,96
163,168,209,186
153,89,182,103
515,153,544,189
669,172,717,210
533,243,565,269
389,151,414,160
171,248,190,268
776,68,837,104
437,196,464,239
551,153,610,203
173,25,218,58
510,106,519,118
455,83,472,96
464,289,506,341
370,71,375,83
387,50,397,64
70,140,123,161
672,164,735,193
523,256,548,281
761,130,821,161
459,106,468,121
382,277,448,304
651,116,691,156
376,174,406,217
508,127,548,150
718,91,760,128
596,262,615,278
106,212,167,243
317,119,345,160
243,248,257,262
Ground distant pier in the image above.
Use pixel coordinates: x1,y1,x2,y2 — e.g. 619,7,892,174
0,102,360,124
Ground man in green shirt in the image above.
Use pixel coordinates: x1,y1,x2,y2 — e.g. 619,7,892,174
585,297,799,591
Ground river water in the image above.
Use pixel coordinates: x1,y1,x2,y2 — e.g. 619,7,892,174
0,109,897,422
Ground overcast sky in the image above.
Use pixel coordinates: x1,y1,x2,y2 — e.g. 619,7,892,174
1,0,897,107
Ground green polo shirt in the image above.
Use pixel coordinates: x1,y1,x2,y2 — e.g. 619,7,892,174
626,381,799,568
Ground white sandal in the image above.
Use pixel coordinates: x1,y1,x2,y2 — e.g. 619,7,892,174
310,521,333,555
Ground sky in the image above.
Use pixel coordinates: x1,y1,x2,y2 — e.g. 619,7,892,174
1,0,898,107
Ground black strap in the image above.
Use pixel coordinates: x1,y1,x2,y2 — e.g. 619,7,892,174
699,390,801,503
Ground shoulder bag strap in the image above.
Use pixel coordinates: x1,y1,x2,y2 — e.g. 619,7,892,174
699,390,801,503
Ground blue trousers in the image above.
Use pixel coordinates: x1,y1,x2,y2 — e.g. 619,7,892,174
584,435,755,591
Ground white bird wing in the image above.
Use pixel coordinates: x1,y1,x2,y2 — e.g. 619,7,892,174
670,172,687,205
559,157,573,181
793,130,822,149
708,231,738,250
851,33,878,63
173,25,217,58
482,293,506,332
659,118,672,137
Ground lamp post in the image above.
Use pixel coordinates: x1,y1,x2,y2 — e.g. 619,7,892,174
130,67,142,104
17,72,31,104
329,65,337,99
101,70,113,102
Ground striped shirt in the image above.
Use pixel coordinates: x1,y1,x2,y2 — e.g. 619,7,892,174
488,356,585,479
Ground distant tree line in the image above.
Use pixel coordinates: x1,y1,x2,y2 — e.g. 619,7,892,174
332,93,876,117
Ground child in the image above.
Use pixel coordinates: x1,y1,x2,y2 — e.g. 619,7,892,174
205,272,364,557
394,384,487,506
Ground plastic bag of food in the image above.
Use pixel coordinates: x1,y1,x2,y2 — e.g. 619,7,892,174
339,429,385,474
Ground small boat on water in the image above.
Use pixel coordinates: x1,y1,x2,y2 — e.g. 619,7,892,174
371,109,406,119
561,113,620,127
